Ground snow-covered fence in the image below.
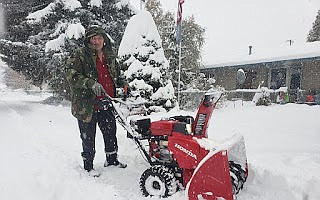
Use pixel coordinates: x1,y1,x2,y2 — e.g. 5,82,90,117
228,87,290,105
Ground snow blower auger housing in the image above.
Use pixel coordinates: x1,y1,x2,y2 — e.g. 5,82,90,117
100,92,248,200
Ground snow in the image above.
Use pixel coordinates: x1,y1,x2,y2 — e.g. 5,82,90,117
90,0,102,7
203,41,320,68
65,23,86,40
118,10,172,103
46,23,85,52
50,22,69,37
123,59,161,81
151,80,175,101
27,0,84,52
118,10,163,58
64,0,82,11
194,134,247,174
26,0,82,23
26,2,56,23
45,34,66,52
2,0,320,199
115,0,133,10
1,58,320,200
128,78,153,93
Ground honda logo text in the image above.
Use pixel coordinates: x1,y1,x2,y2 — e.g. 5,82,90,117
174,143,197,160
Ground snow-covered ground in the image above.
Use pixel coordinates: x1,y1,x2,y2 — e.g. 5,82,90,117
0,59,320,200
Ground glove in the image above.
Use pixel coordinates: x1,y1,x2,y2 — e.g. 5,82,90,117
92,82,106,96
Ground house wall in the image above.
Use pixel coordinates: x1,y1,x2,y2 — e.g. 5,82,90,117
251,65,269,88
202,64,270,90
201,56,320,102
208,67,237,90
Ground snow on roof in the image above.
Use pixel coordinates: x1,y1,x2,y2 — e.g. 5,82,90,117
203,41,320,69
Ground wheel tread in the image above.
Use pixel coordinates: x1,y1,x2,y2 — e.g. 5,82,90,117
139,165,177,197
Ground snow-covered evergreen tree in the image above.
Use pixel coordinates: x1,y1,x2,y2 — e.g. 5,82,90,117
1,0,52,40
0,0,135,97
307,10,320,42
118,10,174,109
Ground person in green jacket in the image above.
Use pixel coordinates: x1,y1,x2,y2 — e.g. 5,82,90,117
66,25,127,175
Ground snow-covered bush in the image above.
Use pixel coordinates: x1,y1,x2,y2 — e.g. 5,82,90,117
252,87,271,106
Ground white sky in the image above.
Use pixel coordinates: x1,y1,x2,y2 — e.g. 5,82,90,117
130,0,320,65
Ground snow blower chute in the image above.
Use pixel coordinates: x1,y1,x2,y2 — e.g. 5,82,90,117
100,92,248,200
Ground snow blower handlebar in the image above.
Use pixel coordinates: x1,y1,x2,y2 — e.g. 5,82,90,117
97,96,155,164
98,96,135,136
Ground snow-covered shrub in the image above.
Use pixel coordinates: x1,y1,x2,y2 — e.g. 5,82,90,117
252,87,271,106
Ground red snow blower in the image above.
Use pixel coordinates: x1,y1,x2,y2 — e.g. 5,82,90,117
100,92,248,200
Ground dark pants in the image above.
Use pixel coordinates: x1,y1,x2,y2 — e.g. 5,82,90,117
78,109,117,170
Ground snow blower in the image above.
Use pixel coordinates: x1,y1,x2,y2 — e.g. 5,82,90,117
99,92,248,200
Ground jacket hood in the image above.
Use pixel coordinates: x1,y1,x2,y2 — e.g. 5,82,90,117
84,26,111,49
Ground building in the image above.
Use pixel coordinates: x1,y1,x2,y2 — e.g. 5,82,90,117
200,41,320,103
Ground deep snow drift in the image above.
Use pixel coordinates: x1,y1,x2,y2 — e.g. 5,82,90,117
0,60,320,200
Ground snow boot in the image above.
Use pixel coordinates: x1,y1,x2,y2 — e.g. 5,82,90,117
83,160,100,177
104,153,127,168
86,169,101,177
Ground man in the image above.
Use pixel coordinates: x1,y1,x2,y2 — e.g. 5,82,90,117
66,26,127,175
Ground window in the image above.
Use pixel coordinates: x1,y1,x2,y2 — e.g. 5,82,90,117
238,69,257,89
270,68,286,89
206,73,215,79
290,67,301,90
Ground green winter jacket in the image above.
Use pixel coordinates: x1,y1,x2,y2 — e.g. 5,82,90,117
66,27,122,122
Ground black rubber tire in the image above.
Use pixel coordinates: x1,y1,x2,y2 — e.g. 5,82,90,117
229,161,246,195
139,165,177,198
